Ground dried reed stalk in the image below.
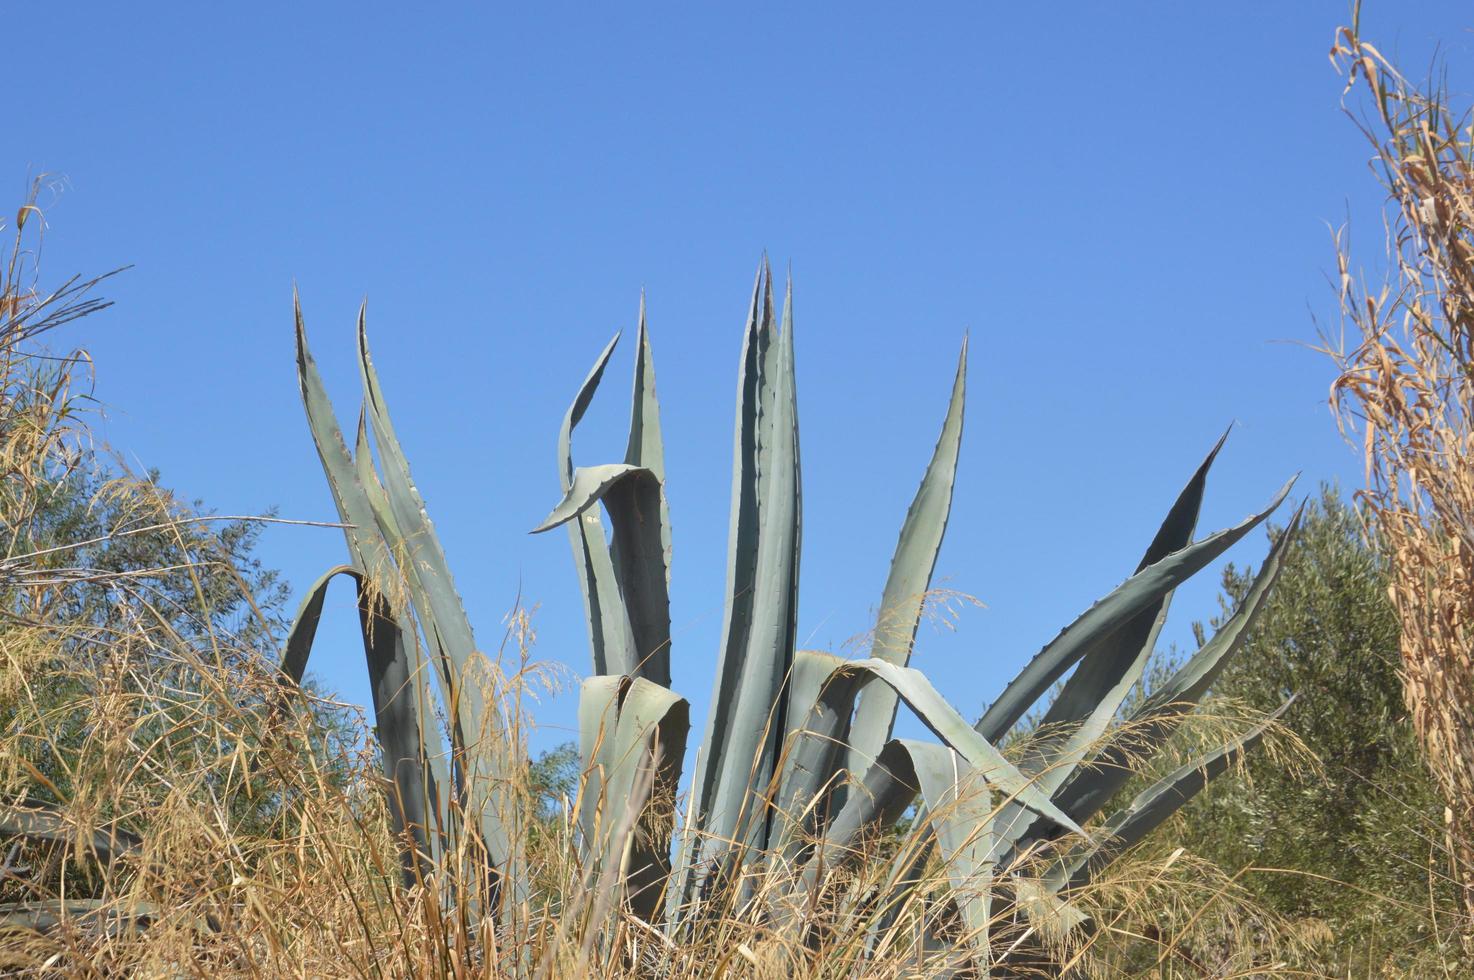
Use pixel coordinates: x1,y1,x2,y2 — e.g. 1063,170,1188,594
1329,11,1474,919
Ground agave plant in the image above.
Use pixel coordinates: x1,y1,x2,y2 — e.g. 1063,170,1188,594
529,262,1302,968
0,272,1297,972
252,265,1301,972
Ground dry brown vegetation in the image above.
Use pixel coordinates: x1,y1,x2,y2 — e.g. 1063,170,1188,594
1328,15,1474,928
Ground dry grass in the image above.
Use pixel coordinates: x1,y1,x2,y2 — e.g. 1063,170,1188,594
1327,11,1474,926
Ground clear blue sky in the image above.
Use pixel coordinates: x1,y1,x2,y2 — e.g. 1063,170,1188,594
13,3,1474,755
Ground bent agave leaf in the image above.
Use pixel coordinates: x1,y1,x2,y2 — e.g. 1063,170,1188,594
841,659,1080,835
559,333,635,678
534,464,671,686
280,563,443,879
909,743,997,966
576,676,690,923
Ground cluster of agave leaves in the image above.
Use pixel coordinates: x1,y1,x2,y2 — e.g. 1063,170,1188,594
286,265,1299,971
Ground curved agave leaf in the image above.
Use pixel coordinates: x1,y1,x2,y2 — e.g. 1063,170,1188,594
772,650,865,863
974,475,1297,744
845,338,968,779
576,676,690,923
844,659,1081,834
559,332,635,677
534,464,672,686
281,563,442,878
1047,697,1295,892
907,743,997,967
535,464,649,531
776,660,1088,945
778,656,1079,892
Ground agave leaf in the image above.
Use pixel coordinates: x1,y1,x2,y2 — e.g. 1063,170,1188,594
576,676,690,923
355,408,404,545
294,299,389,573
561,332,621,487
701,272,801,871
280,564,442,877
533,463,648,532
559,333,636,678
1048,697,1294,892
280,563,355,689
0,803,139,866
984,434,1231,863
845,659,1080,835
1050,506,1304,824
772,650,865,863
674,266,772,911
534,465,672,686
625,296,667,483
845,338,968,779
576,675,628,854
354,309,511,874
671,265,803,912
974,476,1297,744
353,405,456,839
1029,430,1229,757
909,744,997,970
615,302,674,686
0,899,164,939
